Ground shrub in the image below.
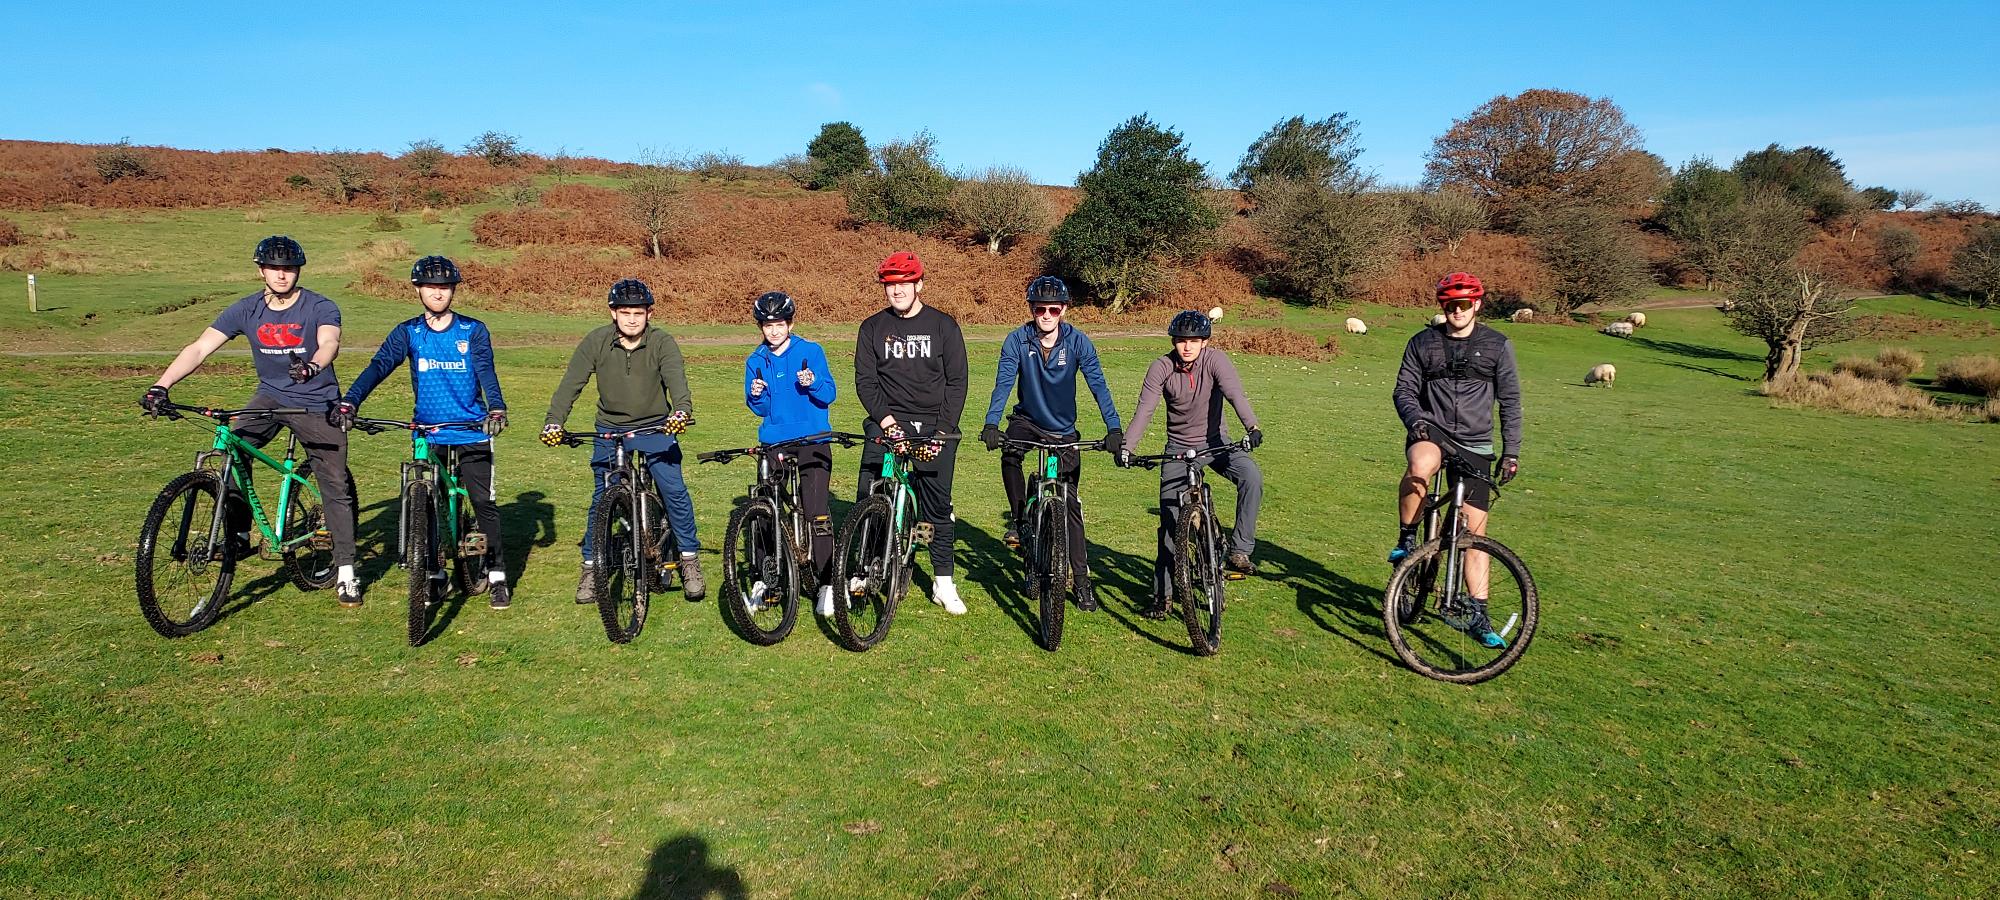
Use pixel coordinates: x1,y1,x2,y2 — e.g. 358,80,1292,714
1527,203,1652,313
285,174,312,189
1935,355,2000,398
494,179,541,209
953,166,1051,254
92,139,151,182
1762,371,1951,420
41,224,72,240
242,210,265,223
465,131,524,167
419,208,442,225
1875,347,1925,380
369,213,404,232
0,218,21,246
403,139,449,178
843,131,956,236
1833,347,1924,383
1209,327,1341,362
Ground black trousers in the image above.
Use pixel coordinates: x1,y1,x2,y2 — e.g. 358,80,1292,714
766,442,833,582
443,443,505,572
856,421,958,577
998,417,1087,585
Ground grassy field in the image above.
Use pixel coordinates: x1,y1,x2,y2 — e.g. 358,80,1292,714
2,279,1998,897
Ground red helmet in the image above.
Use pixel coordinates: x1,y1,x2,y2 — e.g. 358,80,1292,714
877,251,924,284
1436,272,1485,302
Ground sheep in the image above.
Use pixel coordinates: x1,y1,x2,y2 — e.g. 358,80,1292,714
1586,363,1617,387
1430,313,1448,326
1626,312,1647,328
1207,306,1224,322
1510,308,1534,323
1601,321,1634,338
1344,317,1367,334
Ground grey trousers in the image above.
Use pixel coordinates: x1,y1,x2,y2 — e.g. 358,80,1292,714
1153,444,1261,599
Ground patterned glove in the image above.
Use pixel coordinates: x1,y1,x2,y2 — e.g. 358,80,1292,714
663,410,692,435
141,385,170,417
328,400,357,431
483,409,508,437
287,353,321,384
540,424,566,447
1497,456,1519,486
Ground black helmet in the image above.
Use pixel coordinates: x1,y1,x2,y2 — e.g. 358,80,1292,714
752,291,796,323
1026,275,1070,306
608,279,654,307
1168,310,1212,339
253,235,307,267
410,255,462,285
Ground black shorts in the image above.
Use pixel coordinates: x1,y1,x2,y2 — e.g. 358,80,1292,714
1409,437,1495,511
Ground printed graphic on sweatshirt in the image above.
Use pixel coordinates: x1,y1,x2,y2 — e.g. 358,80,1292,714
882,334,934,360
255,322,305,352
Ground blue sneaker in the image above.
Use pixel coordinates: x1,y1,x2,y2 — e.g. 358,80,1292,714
1387,533,1419,565
1463,599,1507,649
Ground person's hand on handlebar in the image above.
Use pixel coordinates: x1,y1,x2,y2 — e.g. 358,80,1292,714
980,423,1003,451
1410,420,1433,444
540,424,565,447
483,409,508,438
1247,427,1263,450
1103,428,1124,456
141,385,171,418
328,400,357,432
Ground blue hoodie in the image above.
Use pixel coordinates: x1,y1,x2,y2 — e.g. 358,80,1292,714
983,321,1121,436
744,336,836,443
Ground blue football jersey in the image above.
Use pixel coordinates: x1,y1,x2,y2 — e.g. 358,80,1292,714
345,314,507,446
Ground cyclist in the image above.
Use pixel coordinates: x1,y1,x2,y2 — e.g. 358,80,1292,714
543,278,705,604
138,235,363,607
741,290,839,617
1390,271,1523,649
1117,310,1264,619
329,256,513,609
853,251,970,615
980,275,1122,611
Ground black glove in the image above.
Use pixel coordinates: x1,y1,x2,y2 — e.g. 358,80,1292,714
980,424,1003,451
484,409,508,437
1497,456,1519,486
1246,427,1263,450
1410,420,1433,443
1116,449,1133,469
328,400,357,431
287,353,321,384
1102,428,1124,456
141,385,170,417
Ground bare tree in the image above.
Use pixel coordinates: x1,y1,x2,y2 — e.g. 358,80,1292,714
1949,223,2000,308
953,166,1052,253
1875,225,1922,289
1896,188,1931,211
545,145,574,183
1528,203,1653,313
622,166,686,259
1408,187,1488,256
1723,194,1851,381
319,151,372,204
402,139,448,179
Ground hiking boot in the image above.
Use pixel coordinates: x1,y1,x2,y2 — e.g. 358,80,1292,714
678,553,706,602
933,576,966,615
488,580,512,610
1388,532,1419,565
1226,551,1256,578
815,584,835,618
336,579,363,608
1139,595,1170,620
576,561,597,604
1074,575,1100,612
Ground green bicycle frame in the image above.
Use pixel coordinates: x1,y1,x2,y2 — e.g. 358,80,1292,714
201,422,324,555
401,431,475,565
876,449,918,533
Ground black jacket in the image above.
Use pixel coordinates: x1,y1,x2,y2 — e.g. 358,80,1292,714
1392,323,1522,458
853,304,968,434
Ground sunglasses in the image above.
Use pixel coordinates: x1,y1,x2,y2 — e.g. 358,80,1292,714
1032,304,1065,317
1439,299,1477,312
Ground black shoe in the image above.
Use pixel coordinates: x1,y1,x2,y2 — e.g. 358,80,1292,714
488,580,512,610
1139,597,1170,620
1226,551,1256,579
336,580,363,608
1075,577,1100,612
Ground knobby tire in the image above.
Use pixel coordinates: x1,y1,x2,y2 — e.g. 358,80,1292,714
135,470,233,638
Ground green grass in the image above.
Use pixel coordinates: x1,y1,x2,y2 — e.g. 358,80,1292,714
2,289,1997,896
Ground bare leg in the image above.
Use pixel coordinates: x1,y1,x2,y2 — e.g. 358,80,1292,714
1462,504,1491,598
1399,441,1441,526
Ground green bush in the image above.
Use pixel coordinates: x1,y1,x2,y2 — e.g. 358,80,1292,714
369,213,404,232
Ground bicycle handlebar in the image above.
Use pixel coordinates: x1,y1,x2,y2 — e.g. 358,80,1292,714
993,436,1108,452
149,400,307,422
543,419,691,448
353,417,486,435
1413,429,1506,491
1124,437,1254,470
697,431,862,464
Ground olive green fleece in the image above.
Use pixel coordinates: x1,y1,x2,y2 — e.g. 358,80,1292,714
545,324,693,428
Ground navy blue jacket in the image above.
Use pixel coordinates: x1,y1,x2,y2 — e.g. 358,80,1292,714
982,321,1121,435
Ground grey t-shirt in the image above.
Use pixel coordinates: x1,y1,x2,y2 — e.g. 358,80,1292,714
1126,349,1260,450
209,289,342,408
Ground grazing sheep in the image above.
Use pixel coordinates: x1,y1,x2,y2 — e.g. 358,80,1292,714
1601,321,1634,338
1510,308,1534,323
1626,312,1647,328
1586,363,1617,387
1207,306,1225,322
1344,317,1367,334
1430,313,1448,326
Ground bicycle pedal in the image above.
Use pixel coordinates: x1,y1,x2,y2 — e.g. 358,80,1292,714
1224,571,1248,582
458,534,488,557
309,529,333,551
912,522,934,544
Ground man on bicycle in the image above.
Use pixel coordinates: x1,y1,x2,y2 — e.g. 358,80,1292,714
853,251,970,615
330,256,513,609
543,279,705,604
1390,271,1523,649
138,235,363,607
980,276,1122,611
1118,310,1264,619
741,290,840,617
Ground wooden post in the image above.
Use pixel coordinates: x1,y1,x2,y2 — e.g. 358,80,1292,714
26,274,36,313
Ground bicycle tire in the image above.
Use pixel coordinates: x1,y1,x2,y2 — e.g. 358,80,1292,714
1383,534,1538,684
1173,500,1224,656
405,481,442,647
451,484,485,598
831,494,898,651
591,482,649,643
282,471,336,592
1025,496,1068,652
135,470,234,638
722,499,799,646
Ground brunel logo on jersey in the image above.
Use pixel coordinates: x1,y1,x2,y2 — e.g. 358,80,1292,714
882,334,933,360
417,357,469,373
255,322,305,349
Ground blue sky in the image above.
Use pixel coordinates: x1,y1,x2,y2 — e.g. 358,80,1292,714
7,1,1998,204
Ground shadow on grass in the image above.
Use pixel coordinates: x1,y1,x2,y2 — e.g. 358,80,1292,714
1662,361,1752,381
632,833,747,900
1629,335,1760,363
1256,541,1399,664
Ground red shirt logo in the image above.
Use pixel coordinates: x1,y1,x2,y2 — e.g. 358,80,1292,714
256,323,305,348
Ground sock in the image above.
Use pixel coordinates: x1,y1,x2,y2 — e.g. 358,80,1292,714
338,564,356,585
681,551,698,560
488,570,506,583
1398,523,1418,542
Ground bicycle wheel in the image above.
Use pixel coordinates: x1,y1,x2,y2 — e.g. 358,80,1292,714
722,499,799,646
831,494,898,651
1173,500,1224,656
591,482,649,643
1383,534,1539,684
282,472,336,592
136,470,234,638
1024,496,1068,652
451,485,486,598
404,481,443,647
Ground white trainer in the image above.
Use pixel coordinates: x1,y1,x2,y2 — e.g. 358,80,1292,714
816,584,835,617
744,580,768,615
933,576,966,615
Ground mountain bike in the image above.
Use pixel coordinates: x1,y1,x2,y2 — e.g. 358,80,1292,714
353,417,488,646
1383,434,1539,683
994,434,1107,652
136,401,336,637
699,431,858,646
1126,438,1255,657
830,430,956,652
546,421,688,644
